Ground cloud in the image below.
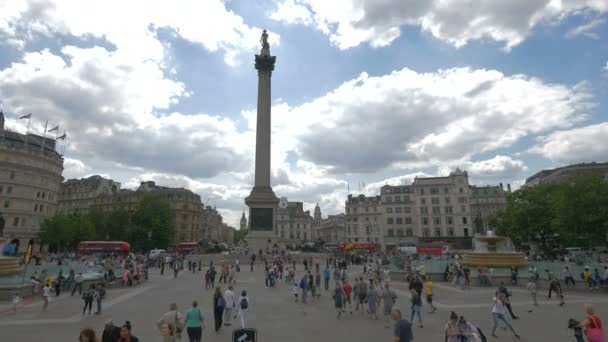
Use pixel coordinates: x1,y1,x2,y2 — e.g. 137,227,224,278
604,61,608,74
62,158,92,180
565,18,606,39
271,0,608,50
461,155,528,178
530,123,608,164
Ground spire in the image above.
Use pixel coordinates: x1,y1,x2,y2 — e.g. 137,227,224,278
0,106,4,135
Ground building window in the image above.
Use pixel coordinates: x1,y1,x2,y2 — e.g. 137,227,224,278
40,204,44,212
386,207,393,213
346,208,350,214
461,205,467,213
397,229,404,237
445,197,451,204
297,224,300,228
387,229,394,237
462,217,467,224
405,217,412,224
431,197,439,205
444,187,449,194
464,228,469,237
34,204,39,211
430,188,439,195
396,217,403,224
447,216,453,225
445,206,453,214
419,188,425,195
10,171,15,179
420,198,426,205
423,228,430,237
354,226,358,235
7,186,12,194
0,185,2,193
420,207,428,215
406,229,413,237
297,232,301,239
422,217,428,225
354,237,359,242
3,200,9,208
386,196,392,202
448,227,455,237
394,195,401,202
365,207,369,212
404,207,411,213
458,197,467,203
353,208,358,213
435,227,441,237
13,217,19,226
373,206,377,212
387,217,394,224
395,207,402,213
459,187,463,193
353,217,358,222
433,217,441,225
21,218,26,226
432,206,440,214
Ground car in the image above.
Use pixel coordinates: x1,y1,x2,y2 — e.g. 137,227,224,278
149,249,166,259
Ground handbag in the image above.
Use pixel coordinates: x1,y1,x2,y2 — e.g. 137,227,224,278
585,316,605,342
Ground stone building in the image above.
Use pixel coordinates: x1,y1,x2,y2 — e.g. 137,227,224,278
0,111,64,247
276,200,314,243
524,162,608,187
57,175,120,215
240,212,247,231
221,223,235,243
313,203,322,230
345,168,474,248
470,184,508,234
316,213,346,244
201,205,223,242
93,181,203,244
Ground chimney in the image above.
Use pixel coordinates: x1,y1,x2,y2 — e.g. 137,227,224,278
499,183,503,189
507,183,511,192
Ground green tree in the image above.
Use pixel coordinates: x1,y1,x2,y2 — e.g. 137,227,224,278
131,193,173,250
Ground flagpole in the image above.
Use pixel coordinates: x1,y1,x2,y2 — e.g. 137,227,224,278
25,115,32,147
40,120,48,152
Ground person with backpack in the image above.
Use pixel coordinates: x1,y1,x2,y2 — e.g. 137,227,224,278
185,300,204,342
157,303,185,342
95,283,106,315
82,284,95,315
300,274,309,304
212,287,225,332
237,290,250,329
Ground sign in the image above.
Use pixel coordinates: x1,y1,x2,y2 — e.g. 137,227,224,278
233,328,257,342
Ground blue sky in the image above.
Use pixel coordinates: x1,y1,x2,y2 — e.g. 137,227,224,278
0,0,607,226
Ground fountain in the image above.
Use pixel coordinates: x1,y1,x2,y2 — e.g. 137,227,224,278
463,231,527,267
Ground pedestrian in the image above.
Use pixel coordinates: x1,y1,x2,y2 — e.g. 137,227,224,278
563,266,576,286
577,304,605,342
381,282,398,328
358,277,368,313
546,270,565,306
82,284,95,315
409,289,423,328
445,311,460,342
102,319,122,342
343,279,353,314
185,300,204,342
490,292,520,339
213,287,225,332
41,281,50,310
323,265,331,290
333,281,345,319
391,308,414,342
424,277,437,313
173,262,179,279
223,285,236,327
79,328,99,342
95,283,106,314
72,272,84,296
458,315,486,342
367,282,379,319
299,274,308,304
118,321,139,342
293,281,299,302
54,272,62,296
237,290,250,329
157,303,185,342
526,277,538,306
353,278,361,311
11,292,20,315
497,282,518,319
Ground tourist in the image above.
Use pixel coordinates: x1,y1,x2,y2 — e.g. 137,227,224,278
353,278,361,311
95,283,106,315
445,311,460,342
213,287,225,332
490,293,520,339
409,289,423,328
237,290,250,329
458,315,487,341
563,266,576,286
72,272,84,296
157,303,185,342
118,321,139,342
101,319,121,342
299,274,308,304
223,285,236,326
526,277,538,306
343,279,353,314
423,277,437,314
323,265,331,290
79,328,98,342
546,270,566,306
333,281,345,319
510,266,519,285
358,277,368,313
578,304,605,342
367,282,379,319
82,284,95,315
391,308,413,342
497,282,519,319
381,282,398,328
185,301,204,342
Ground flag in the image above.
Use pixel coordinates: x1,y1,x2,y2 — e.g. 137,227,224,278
57,133,67,140
48,125,59,132
24,240,34,264
19,113,31,119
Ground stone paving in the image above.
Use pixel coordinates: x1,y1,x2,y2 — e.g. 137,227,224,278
1,263,607,341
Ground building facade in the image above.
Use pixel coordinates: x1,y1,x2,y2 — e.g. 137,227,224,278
524,162,608,187
240,212,247,231
221,223,235,243
345,194,382,244
470,185,508,234
57,175,120,215
93,181,203,244
276,201,315,243
201,205,223,242
316,213,346,244
0,112,64,246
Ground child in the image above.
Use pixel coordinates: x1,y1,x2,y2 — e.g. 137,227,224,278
293,282,299,303
12,293,20,314
424,278,437,313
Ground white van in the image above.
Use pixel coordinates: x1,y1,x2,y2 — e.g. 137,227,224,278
149,249,166,259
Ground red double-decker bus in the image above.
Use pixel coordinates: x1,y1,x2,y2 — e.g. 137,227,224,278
77,241,131,254
176,242,199,253
336,242,379,251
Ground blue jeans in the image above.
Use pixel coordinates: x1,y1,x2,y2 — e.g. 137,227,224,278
491,313,516,335
410,305,422,323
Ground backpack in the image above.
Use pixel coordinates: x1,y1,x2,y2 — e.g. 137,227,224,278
240,297,248,310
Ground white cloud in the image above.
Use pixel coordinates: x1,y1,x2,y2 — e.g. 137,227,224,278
462,155,528,178
270,0,314,25
62,158,92,180
271,0,608,50
604,61,608,74
565,18,606,39
530,123,608,164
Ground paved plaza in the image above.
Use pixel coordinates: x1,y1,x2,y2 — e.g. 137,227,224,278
1,263,607,341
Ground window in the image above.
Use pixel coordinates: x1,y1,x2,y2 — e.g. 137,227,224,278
431,197,440,205
433,217,441,225
354,238,359,242
406,229,413,237
13,217,19,226
10,171,15,179
387,218,394,224
430,187,439,195
37,192,40,198
420,207,428,214
386,207,393,213
422,217,428,225
373,206,377,212
462,217,467,224
432,206,440,214
448,227,455,237
435,227,441,237
347,226,351,234
395,207,402,213
347,208,350,214
3,200,9,208
396,217,403,224
387,229,394,237
386,196,392,202
297,224,300,228
461,205,467,213
353,208,358,213
397,229,404,237
444,187,449,194
21,218,26,226
40,204,44,212
459,187,463,193
297,232,301,239
419,188,425,195
445,197,451,204
394,195,401,202
353,217,358,222
445,206,453,214
423,228,430,237
7,186,12,194
458,197,467,203
354,226,358,235
420,198,426,205
404,207,411,213
289,232,294,239
365,207,369,212
464,228,469,237
446,216,453,225
404,195,410,202
405,217,412,224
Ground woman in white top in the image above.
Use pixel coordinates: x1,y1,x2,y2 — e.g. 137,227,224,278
237,290,250,329
491,293,520,339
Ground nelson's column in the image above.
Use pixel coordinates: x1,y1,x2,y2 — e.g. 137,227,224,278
244,30,279,252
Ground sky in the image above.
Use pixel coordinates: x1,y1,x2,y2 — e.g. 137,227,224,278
1,0,607,228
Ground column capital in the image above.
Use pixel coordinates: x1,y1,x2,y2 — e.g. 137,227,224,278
255,55,276,72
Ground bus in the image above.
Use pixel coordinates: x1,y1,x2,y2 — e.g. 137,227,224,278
176,242,199,253
77,241,130,254
397,241,417,254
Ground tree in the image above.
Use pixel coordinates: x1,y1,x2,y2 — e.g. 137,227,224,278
131,194,173,250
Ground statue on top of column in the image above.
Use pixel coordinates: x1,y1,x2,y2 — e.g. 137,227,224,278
260,29,270,57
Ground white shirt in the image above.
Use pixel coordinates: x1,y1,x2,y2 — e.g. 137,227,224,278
492,299,506,315
224,289,236,308
42,286,50,298
238,296,250,312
